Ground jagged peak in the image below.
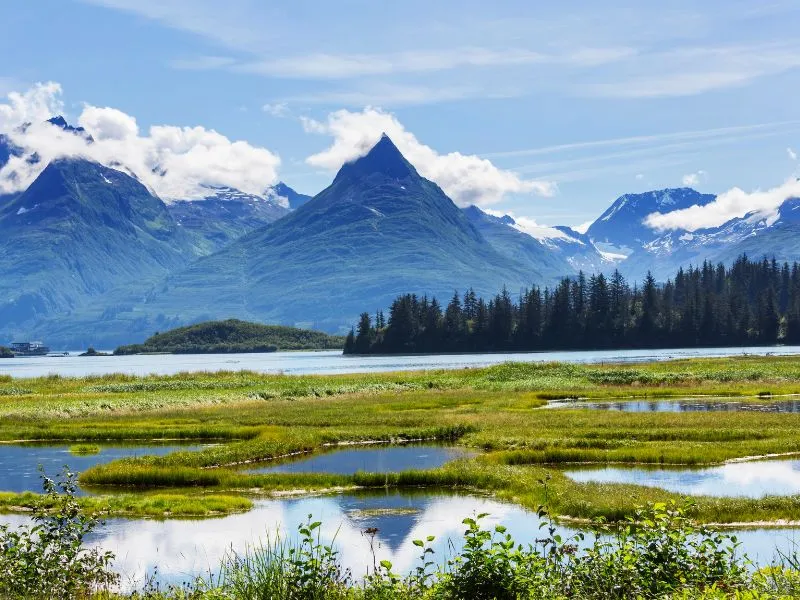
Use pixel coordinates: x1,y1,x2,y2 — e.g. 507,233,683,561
333,133,416,183
46,115,93,142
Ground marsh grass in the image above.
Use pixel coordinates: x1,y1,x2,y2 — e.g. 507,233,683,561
70,444,101,455
0,489,252,518
8,357,800,524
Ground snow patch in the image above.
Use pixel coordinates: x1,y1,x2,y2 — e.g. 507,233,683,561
600,197,628,222
101,174,113,184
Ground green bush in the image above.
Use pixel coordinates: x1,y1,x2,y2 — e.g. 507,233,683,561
0,468,117,599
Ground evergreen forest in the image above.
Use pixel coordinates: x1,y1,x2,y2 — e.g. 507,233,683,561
345,256,800,354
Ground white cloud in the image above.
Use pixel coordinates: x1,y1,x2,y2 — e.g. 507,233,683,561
0,83,281,200
645,178,800,232
635,173,644,180
573,220,594,234
304,107,555,206
262,102,290,117
681,169,707,186
788,147,798,161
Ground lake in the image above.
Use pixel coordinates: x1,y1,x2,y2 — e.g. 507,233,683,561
564,459,800,498
3,344,800,378
0,490,796,591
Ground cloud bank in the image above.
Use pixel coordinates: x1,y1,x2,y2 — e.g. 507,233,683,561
0,83,281,200
645,178,800,232
303,107,555,207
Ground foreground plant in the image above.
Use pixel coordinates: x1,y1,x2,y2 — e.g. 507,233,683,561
206,502,761,600
0,468,117,599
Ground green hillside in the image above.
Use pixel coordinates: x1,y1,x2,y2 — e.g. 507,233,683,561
114,319,344,354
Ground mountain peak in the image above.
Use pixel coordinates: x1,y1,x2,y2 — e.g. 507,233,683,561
46,115,93,142
334,134,416,183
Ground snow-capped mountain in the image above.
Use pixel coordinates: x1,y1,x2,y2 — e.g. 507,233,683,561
168,185,292,254
463,206,615,276
583,187,800,281
586,188,716,257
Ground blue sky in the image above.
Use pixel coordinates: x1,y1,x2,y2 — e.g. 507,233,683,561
2,0,800,228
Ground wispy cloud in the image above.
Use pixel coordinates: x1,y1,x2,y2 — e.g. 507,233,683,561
788,147,798,161
682,170,707,186
277,83,518,108
484,120,800,159
229,47,635,80
168,56,237,70
262,102,290,117
582,42,800,98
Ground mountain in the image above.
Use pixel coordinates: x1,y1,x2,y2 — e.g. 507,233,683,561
586,188,716,257
75,134,548,339
582,187,800,281
462,206,608,276
0,157,193,335
45,116,93,142
267,182,312,209
168,187,290,254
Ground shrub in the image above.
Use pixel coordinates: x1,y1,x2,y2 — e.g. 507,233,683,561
0,468,118,599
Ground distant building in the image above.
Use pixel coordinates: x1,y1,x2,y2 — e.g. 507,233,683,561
10,341,50,356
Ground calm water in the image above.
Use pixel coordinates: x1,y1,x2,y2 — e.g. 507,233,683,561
0,490,794,591
548,399,800,413
565,459,800,498
0,443,208,494
3,345,800,378
245,444,476,475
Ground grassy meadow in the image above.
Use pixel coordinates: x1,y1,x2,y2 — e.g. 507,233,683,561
4,356,800,523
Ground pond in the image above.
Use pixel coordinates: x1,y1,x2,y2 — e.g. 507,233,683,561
547,398,800,413
244,444,476,475
0,443,209,494
564,459,800,498
0,490,795,591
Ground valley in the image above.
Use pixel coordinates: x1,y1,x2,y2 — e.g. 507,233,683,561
4,122,800,351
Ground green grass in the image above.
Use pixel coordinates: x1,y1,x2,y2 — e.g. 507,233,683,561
0,490,252,518
6,356,800,524
69,444,100,455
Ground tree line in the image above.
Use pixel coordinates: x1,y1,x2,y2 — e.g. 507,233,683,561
344,255,800,354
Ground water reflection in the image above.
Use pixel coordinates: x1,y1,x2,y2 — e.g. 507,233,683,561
548,399,800,413
0,443,208,494
565,460,800,498
0,490,796,591
245,445,476,475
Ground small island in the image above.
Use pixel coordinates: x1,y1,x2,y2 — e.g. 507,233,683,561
114,319,344,355
80,347,111,357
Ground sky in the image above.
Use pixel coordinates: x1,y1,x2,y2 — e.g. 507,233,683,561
2,0,800,229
